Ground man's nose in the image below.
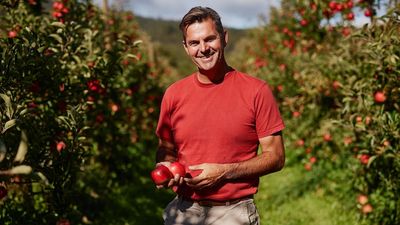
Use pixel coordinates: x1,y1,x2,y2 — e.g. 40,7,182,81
200,42,209,53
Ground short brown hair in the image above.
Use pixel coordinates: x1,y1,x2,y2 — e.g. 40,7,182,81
179,6,225,42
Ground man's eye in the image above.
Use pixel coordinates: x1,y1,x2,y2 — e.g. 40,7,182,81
206,36,218,42
189,42,198,47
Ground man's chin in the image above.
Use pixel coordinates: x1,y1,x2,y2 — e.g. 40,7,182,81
196,61,217,71
197,65,215,72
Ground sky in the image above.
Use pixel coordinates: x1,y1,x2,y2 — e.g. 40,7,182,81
93,0,388,29
94,0,281,29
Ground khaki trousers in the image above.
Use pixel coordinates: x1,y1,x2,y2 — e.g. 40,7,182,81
163,196,260,225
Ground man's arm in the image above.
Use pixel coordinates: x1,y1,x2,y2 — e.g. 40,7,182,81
156,139,177,163
185,132,285,190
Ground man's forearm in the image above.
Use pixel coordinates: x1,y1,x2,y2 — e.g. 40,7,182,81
223,150,285,180
156,139,178,163
156,147,177,163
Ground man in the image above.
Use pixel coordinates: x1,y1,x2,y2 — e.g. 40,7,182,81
155,6,285,225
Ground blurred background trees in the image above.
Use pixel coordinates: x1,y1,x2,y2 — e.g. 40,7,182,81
0,0,399,224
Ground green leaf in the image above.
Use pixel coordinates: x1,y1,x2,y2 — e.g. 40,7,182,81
0,93,13,119
51,21,66,28
2,119,16,134
73,55,81,64
133,40,143,46
9,165,32,175
126,53,139,60
49,34,63,44
367,155,378,168
48,47,59,53
18,108,29,116
14,130,28,163
0,165,32,175
78,136,86,141
35,172,49,185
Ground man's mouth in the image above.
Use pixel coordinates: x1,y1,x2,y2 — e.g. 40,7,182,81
199,52,215,59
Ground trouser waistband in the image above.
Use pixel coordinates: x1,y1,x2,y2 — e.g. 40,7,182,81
179,195,254,207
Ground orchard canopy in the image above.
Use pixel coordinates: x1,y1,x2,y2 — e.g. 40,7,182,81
0,0,399,225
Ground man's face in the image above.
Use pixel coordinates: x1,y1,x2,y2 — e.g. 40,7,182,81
183,18,227,72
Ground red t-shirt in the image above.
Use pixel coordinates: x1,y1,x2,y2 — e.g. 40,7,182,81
156,70,285,201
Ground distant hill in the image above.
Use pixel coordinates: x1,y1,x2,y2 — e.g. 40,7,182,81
135,16,250,80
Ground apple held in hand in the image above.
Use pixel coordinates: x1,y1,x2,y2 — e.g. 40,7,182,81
169,162,186,177
151,165,173,185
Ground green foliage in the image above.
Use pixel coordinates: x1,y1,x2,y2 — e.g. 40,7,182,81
1,0,398,224
233,1,400,225
0,0,167,224
257,164,358,225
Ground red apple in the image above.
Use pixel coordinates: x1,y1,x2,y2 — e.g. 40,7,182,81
110,103,119,112
56,219,70,225
87,61,95,68
300,19,308,26
342,27,351,36
335,3,343,11
292,111,301,118
8,30,17,38
359,154,370,165
169,162,186,177
304,163,312,171
329,1,337,10
383,140,390,147
332,80,341,90
347,12,355,20
53,2,65,11
347,1,354,8
362,204,373,214
0,186,7,200
151,165,173,185
52,11,63,18
296,139,305,147
56,141,66,152
357,194,368,205
364,8,372,17
323,133,332,142
310,3,317,11
61,7,69,14
374,91,386,103
344,136,353,145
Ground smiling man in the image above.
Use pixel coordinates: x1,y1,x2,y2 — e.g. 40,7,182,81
154,6,285,225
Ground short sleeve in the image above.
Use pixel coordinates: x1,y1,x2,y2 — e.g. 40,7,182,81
254,83,285,138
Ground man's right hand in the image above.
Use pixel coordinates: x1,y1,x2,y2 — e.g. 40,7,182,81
155,162,185,189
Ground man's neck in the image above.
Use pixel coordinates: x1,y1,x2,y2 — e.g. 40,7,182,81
197,62,232,84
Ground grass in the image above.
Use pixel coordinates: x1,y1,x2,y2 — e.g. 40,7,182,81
255,164,359,225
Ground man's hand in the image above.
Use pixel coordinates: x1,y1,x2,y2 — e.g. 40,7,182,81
184,163,229,190
155,162,185,189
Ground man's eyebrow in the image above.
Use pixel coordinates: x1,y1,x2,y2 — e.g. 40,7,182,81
188,34,218,41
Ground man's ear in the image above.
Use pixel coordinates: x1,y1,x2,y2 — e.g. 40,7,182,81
182,40,190,55
223,30,228,47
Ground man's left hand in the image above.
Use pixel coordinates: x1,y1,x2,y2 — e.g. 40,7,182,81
184,163,228,190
